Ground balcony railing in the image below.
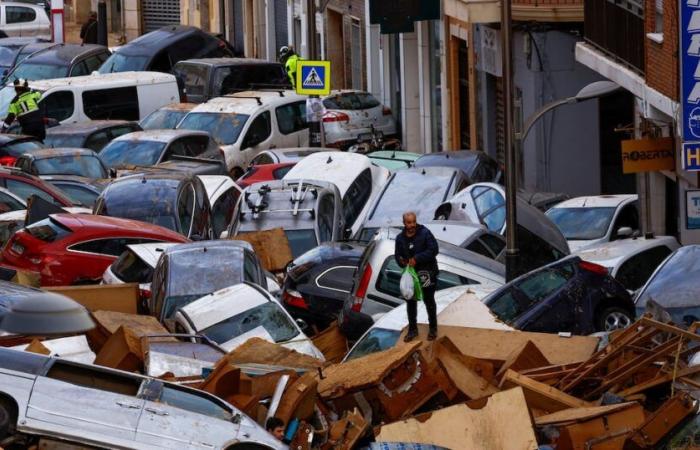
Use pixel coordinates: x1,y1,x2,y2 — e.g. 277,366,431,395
584,0,645,74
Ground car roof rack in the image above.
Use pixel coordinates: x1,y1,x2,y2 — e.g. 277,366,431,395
230,95,263,106
242,180,318,219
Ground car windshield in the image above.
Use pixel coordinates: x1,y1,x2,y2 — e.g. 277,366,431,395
140,109,189,130
11,63,68,81
635,246,700,325
96,181,179,230
99,140,166,168
285,229,318,258
358,227,378,242
546,207,616,240
178,112,249,145
168,248,245,297
345,328,401,361
0,46,20,69
44,134,86,149
98,52,149,73
370,173,454,222
0,85,18,118
111,250,153,283
53,183,99,207
2,139,43,157
34,155,105,178
201,302,299,345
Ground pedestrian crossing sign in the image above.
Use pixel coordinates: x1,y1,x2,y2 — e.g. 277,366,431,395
296,60,331,96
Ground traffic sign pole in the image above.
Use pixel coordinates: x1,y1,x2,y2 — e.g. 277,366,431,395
296,60,331,148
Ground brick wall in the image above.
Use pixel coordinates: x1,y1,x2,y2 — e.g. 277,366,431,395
645,0,678,100
325,0,366,90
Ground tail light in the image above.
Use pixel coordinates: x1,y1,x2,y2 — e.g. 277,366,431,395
140,288,152,300
283,289,308,310
579,260,609,276
0,156,16,166
382,106,392,116
323,112,350,123
351,264,372,312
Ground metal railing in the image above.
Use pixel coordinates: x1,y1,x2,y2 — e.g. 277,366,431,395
584,0,645,74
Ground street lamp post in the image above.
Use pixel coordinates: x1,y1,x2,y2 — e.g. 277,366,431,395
504,80,620,281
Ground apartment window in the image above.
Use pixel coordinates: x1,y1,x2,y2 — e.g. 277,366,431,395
655,0,663,34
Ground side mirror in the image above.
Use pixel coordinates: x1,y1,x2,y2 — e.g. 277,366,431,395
616,226,633,238
343,227,353,240
295,318,309,331
108,167,117,178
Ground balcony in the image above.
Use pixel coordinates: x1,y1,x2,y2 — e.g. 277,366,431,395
584,0,645,74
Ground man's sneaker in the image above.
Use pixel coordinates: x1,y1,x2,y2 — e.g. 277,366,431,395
404,329,418,342
427,328,438,341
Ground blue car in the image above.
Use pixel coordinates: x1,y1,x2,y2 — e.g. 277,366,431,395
484,256,634,334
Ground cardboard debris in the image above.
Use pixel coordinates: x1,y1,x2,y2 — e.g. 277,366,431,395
556,401,646,449
222,337,324,370
534,402,639,426
46,284,140,314
432,337,499,400
13,335,95,364
501,369,592,413
94,326,143,372
87,310,171,352
407,324,599,366
232,228,293,272
274,371,318,424
311,323,348,364
318,342,421,399
495,340,550,381
322,408,368,450
23,339,50,355
375,387,538,450
628,393,697,447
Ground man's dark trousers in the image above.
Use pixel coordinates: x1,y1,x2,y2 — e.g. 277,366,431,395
406,286,437,333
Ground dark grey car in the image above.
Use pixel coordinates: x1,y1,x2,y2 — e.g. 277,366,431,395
148,240,267,326
228,179,345,258
7,43,110,81
44,120,141,152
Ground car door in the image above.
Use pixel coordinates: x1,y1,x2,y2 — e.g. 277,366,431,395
136,380,240,449
4,5,37,37
274,101,308,147
211,185,240,238
26,361,144,443
614,245,673,292
239,111,273,166
470,186,506,234
609,202,639,240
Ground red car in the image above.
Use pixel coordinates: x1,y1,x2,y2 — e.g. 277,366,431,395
0,167,73,207
236,163,296,189
0,213,189,286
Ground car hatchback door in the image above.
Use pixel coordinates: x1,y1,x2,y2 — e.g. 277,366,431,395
26,361,144,444
136,380,240,449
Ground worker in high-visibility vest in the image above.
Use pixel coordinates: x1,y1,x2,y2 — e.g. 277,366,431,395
279,46,300,89
2,78,45,142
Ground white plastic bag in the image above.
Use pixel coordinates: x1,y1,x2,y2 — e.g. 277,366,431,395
400,268,414,300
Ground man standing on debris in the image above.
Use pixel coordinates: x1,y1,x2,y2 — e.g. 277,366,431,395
395,211,439,342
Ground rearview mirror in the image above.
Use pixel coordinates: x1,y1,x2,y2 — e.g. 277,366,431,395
616,226,633,238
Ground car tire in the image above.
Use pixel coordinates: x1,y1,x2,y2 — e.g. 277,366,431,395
0,397,17,440
595,305,633,332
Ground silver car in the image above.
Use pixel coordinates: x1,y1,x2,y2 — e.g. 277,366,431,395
0,347,283,449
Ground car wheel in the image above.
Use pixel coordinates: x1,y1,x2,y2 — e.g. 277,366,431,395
596,306,633,332
230,167,244,179
0,398,17,439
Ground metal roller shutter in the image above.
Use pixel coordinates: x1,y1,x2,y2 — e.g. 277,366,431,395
142,0,181,33
233,0,244,56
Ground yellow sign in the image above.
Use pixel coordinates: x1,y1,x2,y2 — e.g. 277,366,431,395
296,60,331,96
621,138,674,174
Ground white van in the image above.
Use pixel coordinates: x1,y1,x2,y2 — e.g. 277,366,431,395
177,90,310,177
0,72,179,124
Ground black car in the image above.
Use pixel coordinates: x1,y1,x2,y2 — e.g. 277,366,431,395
414,150,502,184
44,121,142,152
99,25,234,74
94,172,212,240
484,256,634,334
0,134,43,166
282,242,365,329
0,37,51,77
173,58,290,103
39,175,108,207
7,43,110,81
14,148,108,179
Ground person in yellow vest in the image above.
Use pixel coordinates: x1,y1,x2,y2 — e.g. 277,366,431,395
2,79,45,142
279,46,300,89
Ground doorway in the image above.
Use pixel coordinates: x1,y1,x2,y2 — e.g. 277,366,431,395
327,9,345,89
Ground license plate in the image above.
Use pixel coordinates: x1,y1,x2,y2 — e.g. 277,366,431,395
11,242,24,255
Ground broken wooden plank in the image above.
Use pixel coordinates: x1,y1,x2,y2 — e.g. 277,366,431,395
231,228,293,272
434,337,499,400
46,284,139,314
617,365,700,397
495,340,550,381
323,408,368,450
375,387,538,450
534,402,639,426
274,371,317,425
501,369,592,413
629,393,697,447
557,402,645,450
311,323,348,364
223,337,323,370
93,325,143,372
